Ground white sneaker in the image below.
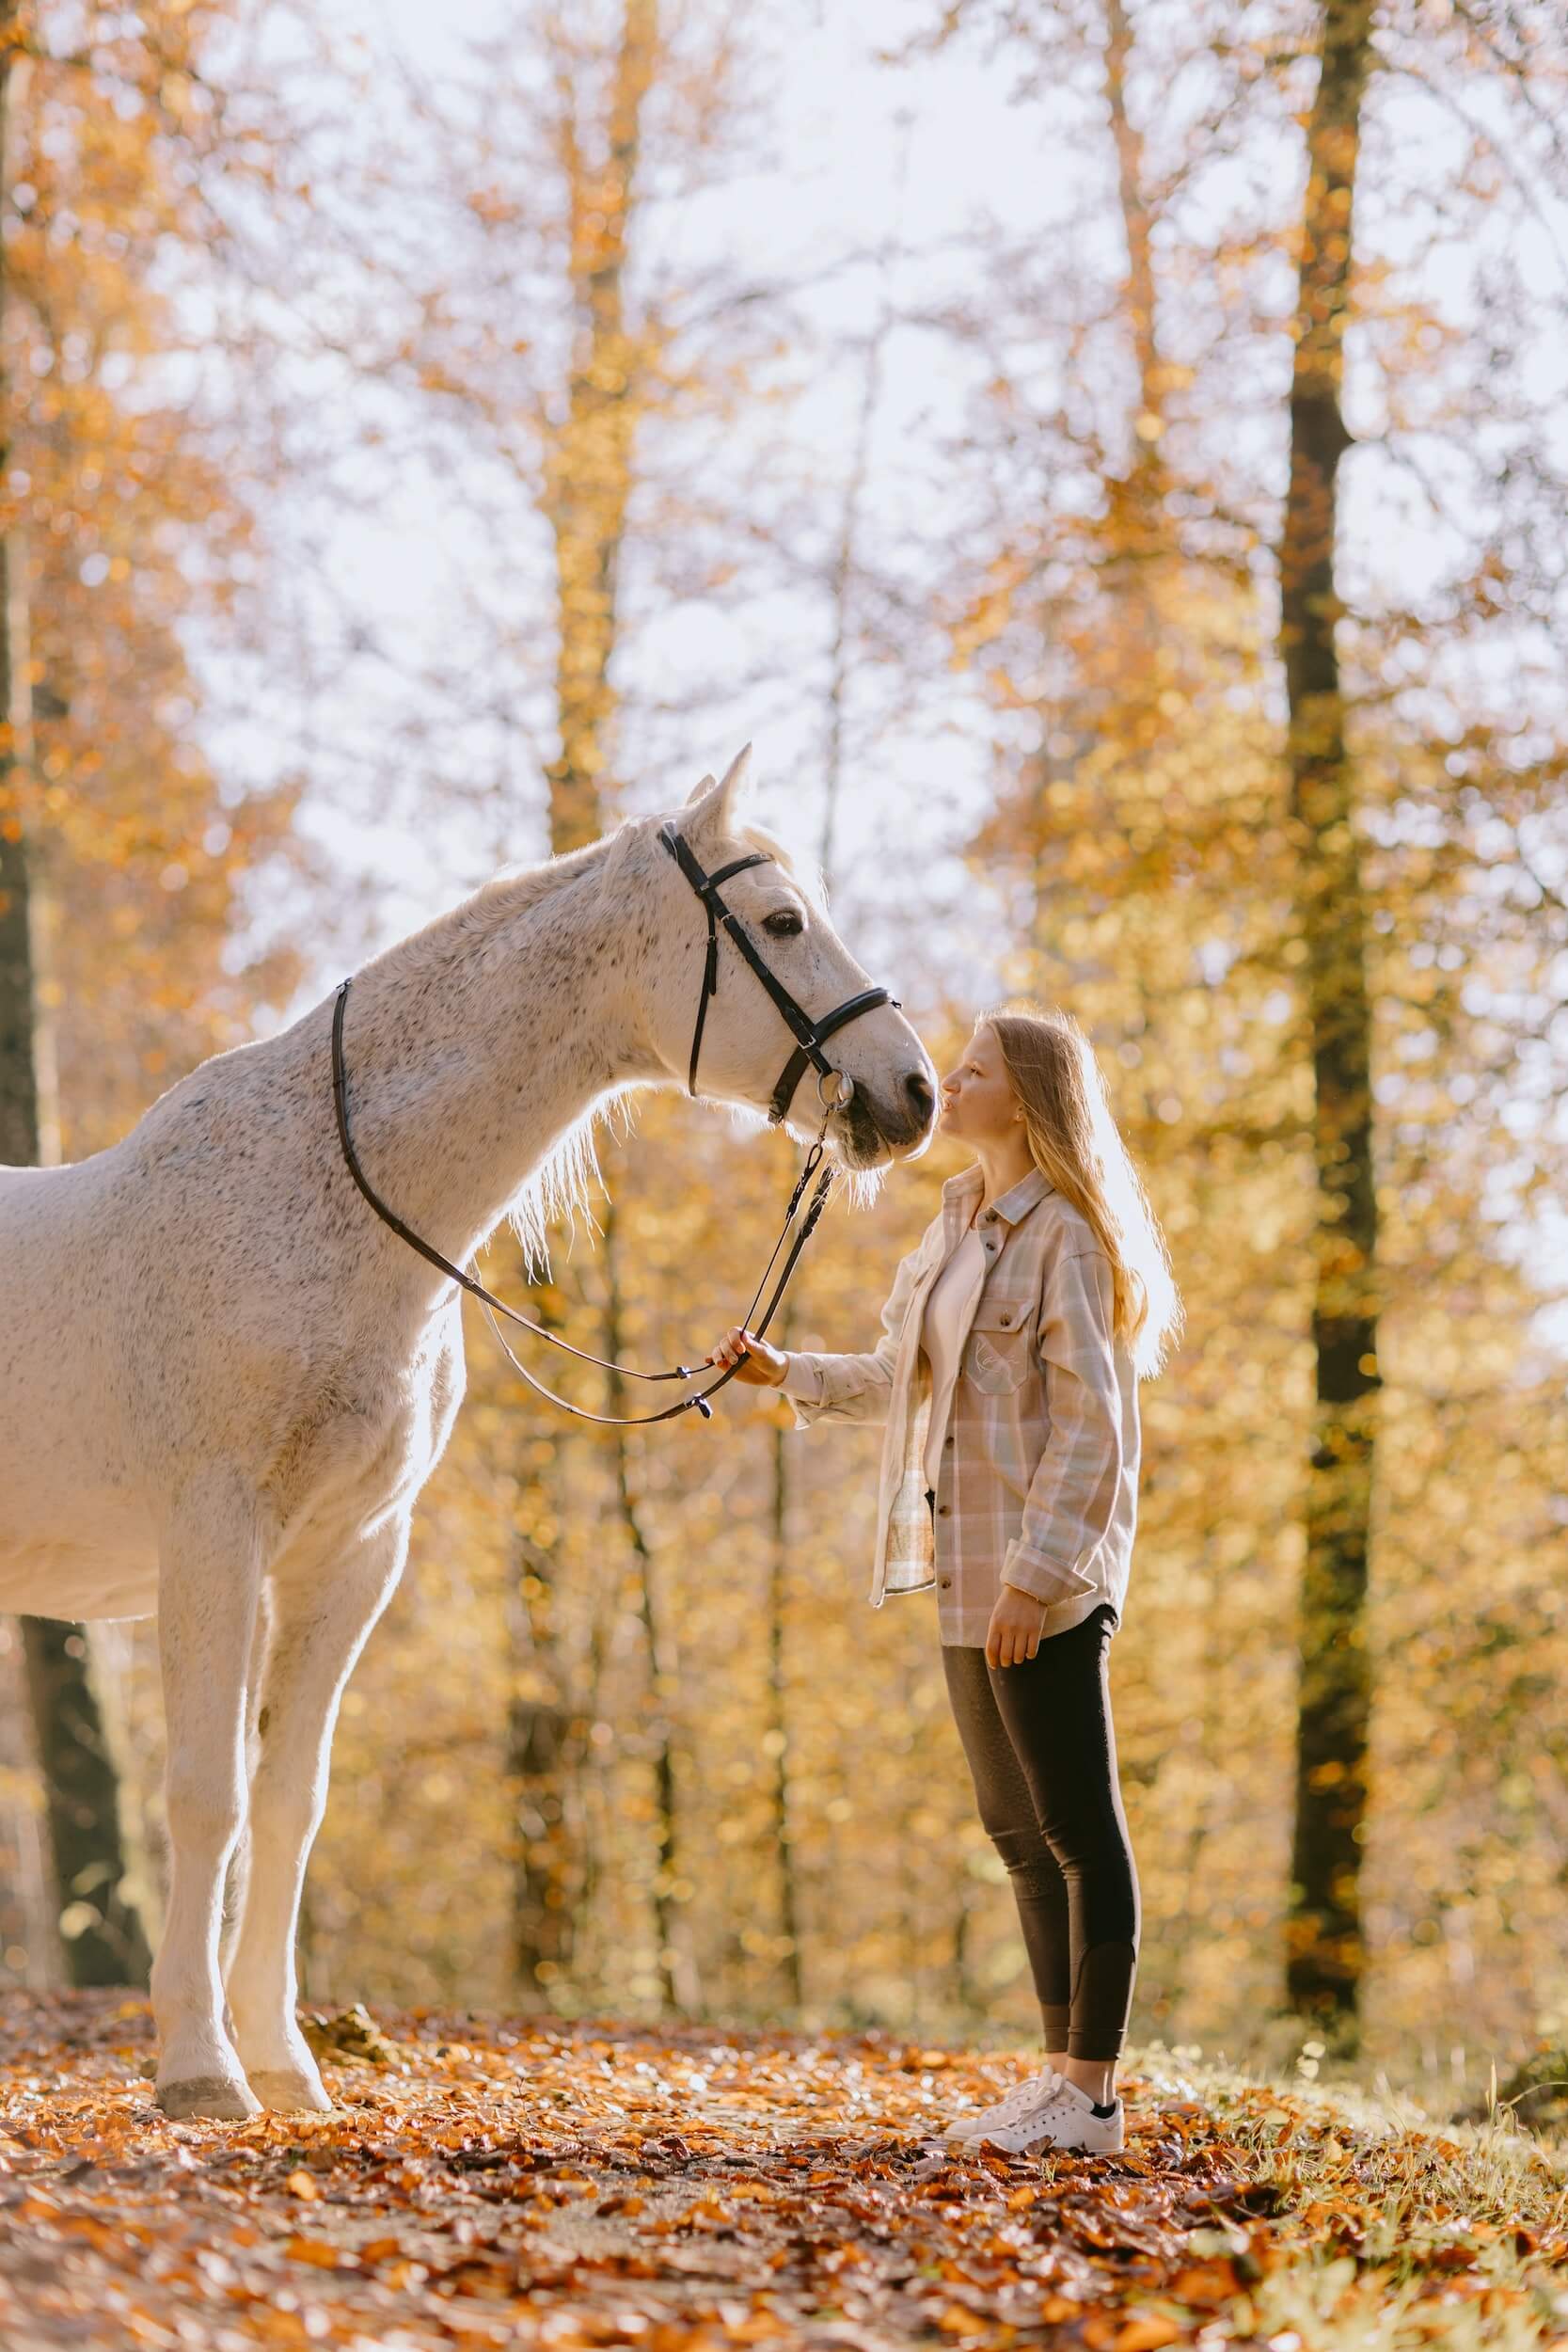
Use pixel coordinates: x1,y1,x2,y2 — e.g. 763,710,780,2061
977,2075,1125,2155
940,2066,1062,2146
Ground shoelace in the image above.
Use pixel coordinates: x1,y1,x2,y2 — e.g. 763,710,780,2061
969,2068,1061,2125
1008,2086,1118,2145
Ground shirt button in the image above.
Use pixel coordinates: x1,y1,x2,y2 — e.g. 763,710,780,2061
938,1503,950,1517
939,1577,953,1590
999,1312,1012,1327
944,1433,955,1446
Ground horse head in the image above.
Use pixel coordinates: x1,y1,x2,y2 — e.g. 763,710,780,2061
649,749,937,1172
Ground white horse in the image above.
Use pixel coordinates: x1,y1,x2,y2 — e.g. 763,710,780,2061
0,755,936,2119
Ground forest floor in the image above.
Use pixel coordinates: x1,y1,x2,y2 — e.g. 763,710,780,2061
0,1994,1564,2352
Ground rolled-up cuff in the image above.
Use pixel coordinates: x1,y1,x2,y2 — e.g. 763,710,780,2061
778,1353,825,1405
1002,1538,1099,1611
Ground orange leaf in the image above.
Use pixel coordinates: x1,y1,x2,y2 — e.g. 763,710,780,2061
284,2233,354,2270
1113,2319,1185,2352
1169,2260,1242,2308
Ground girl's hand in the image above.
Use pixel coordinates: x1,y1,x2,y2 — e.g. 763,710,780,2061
709,1325,788,1388
986,1583,1047,1670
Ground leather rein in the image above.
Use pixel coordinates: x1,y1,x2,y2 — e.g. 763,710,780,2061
328,822,897,1426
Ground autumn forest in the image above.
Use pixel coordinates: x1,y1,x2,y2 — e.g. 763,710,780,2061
1,0,1566,2150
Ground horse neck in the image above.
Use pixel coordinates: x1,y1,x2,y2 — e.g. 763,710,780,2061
337,849,665,1276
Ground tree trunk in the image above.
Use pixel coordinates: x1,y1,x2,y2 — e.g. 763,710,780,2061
20,1624,152,1985
0,1629,51,1986
1279,0,1377,2042
0,14,150,1993
1103,0,1159,439
0,8,39,1175
506,0,661,2000
765,1406,803,2010
1100,0,1167,566
505,1516,578,1993
542,0,656,852
602,1194,697,2012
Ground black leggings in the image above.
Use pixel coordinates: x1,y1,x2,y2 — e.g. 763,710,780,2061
942,1604,1139,2059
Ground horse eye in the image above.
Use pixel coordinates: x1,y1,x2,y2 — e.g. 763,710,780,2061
764,910,804,938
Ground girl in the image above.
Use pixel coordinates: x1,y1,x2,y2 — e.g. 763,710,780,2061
712,1005,1180,2154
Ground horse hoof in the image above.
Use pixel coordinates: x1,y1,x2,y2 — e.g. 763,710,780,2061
247,2067,334,2114
158,2073,261,2122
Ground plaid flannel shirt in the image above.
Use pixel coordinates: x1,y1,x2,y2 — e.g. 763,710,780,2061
782,1166,1139,1646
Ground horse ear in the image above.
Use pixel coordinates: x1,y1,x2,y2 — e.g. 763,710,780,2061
684,745,754,833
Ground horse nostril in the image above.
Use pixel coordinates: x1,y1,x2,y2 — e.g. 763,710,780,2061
905,1070,936,1124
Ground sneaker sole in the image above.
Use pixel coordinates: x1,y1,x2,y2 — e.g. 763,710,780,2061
985,2124,1125,2156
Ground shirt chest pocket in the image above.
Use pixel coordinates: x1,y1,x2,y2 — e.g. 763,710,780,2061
963,1300,1034,1395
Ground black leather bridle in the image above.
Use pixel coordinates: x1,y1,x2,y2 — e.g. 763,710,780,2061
328,823,901,1425
657,821,894,1120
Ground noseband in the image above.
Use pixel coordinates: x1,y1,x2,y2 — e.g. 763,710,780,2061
328,824,901,1426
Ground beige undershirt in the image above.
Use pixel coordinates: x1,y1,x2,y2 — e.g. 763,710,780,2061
919,1224,988,1495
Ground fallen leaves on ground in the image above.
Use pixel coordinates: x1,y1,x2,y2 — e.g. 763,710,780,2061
0,1995,1563,2350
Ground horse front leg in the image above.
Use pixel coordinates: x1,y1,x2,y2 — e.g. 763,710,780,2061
223,1518,408,2113
151,1471,265,2122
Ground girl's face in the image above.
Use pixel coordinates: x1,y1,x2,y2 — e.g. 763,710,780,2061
938,1025,1022,1148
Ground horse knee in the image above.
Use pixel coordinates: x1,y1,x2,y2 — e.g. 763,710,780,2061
247,1766,323,1852
165,1765,245,1863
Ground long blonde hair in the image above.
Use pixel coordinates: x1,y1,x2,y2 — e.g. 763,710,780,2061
983,1003,1181,1379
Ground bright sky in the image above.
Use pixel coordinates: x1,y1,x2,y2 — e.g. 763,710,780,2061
212,0,1200,1028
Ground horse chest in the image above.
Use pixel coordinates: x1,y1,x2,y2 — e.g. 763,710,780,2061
268,1326,466,1533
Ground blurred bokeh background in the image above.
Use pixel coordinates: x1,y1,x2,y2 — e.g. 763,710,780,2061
1,0,1565,2108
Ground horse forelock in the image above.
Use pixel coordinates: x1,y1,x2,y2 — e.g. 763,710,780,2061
730,823,829,913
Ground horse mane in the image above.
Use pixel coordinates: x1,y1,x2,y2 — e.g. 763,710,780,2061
464,822,642,1277
500,1087,635,1279
473,808,842,1278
